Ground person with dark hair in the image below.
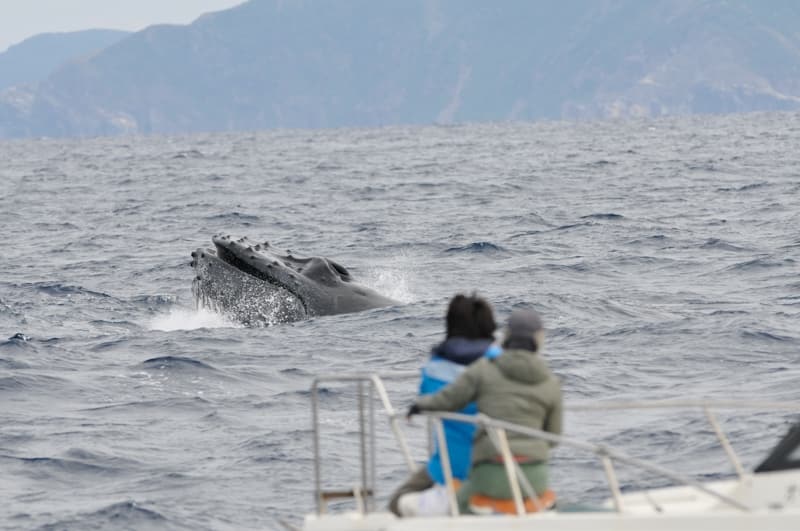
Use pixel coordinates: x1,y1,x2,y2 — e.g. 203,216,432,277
388,293,500,517
407,308,563,515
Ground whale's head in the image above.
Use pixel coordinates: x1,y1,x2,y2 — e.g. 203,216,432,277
191,235,396,325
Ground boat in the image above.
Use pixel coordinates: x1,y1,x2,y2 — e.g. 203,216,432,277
301,373,800,530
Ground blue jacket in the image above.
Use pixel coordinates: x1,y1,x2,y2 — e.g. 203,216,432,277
420,337,501,484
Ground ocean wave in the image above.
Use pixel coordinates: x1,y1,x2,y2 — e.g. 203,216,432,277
625,234,670,245
0,374,66,392
708,309,749,316
507,230,544,241
89,338,132,352
542,261,591,273
0,358,31,370
580,213,625,220
687,161,719,171
775,296,800,306
91,500,168,521
0,376,30,391
699,238,747,251
140,356,219,372
724,257,795,271
554,222,593,231
32,221,81,230
43,501,171,531
130,295,178,307
172,149,205,159
234,431,313,462
1,453,126,478
716,182,769,192
203,212,260,222
740,330,796,342
444,242,505,253
21,282,110,299
85,396,213,413
293,386,344,399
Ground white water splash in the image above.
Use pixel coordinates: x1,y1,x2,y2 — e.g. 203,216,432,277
148,307,242,331
363,263,416,304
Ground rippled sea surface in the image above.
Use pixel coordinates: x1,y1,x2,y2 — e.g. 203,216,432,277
1,113,799,530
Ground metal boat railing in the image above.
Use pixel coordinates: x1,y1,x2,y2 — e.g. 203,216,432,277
311,372,417,514
310,372,800,516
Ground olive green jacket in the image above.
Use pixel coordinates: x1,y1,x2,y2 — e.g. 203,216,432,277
415,348,562,464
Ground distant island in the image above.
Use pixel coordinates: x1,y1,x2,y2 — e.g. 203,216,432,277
0,29,129,92
2,0,800,139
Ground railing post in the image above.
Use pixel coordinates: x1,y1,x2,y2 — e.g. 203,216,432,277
434,419,460,516
368,375,417,473
357,380,367,515
704,406,746,480
311,380,323,514
369,381,376,511
479,417,543,513
600,453,623,513
492,427,526,515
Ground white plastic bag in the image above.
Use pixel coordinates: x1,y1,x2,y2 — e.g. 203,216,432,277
397,484,451,517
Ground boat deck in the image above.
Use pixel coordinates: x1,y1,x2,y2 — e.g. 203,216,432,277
302,373,800,530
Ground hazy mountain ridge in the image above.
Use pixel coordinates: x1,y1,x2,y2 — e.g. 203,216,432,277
0,29,130,92
2,0,800,138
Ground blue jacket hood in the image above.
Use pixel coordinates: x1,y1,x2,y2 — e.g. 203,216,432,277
431,337,495,366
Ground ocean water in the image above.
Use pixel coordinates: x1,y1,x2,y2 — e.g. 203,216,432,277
1,112,799,530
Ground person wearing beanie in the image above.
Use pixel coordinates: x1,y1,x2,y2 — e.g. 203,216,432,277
388,293,501,517
408,308,563,515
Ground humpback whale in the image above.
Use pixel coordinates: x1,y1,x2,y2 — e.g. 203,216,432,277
190,235,397,325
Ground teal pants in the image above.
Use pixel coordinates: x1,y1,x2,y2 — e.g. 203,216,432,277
456,462,549,514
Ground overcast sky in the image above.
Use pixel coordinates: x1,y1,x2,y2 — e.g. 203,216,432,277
0,0,246,52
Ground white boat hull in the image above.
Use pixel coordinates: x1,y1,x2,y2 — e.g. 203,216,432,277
305,510,800,531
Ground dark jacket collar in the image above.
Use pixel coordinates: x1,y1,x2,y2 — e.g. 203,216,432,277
431,337,493,366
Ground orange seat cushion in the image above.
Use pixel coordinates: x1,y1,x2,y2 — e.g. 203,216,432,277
469,489,556,515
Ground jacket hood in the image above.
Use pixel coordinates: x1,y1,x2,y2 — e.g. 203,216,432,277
431,337,494,366
494,348,552,384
